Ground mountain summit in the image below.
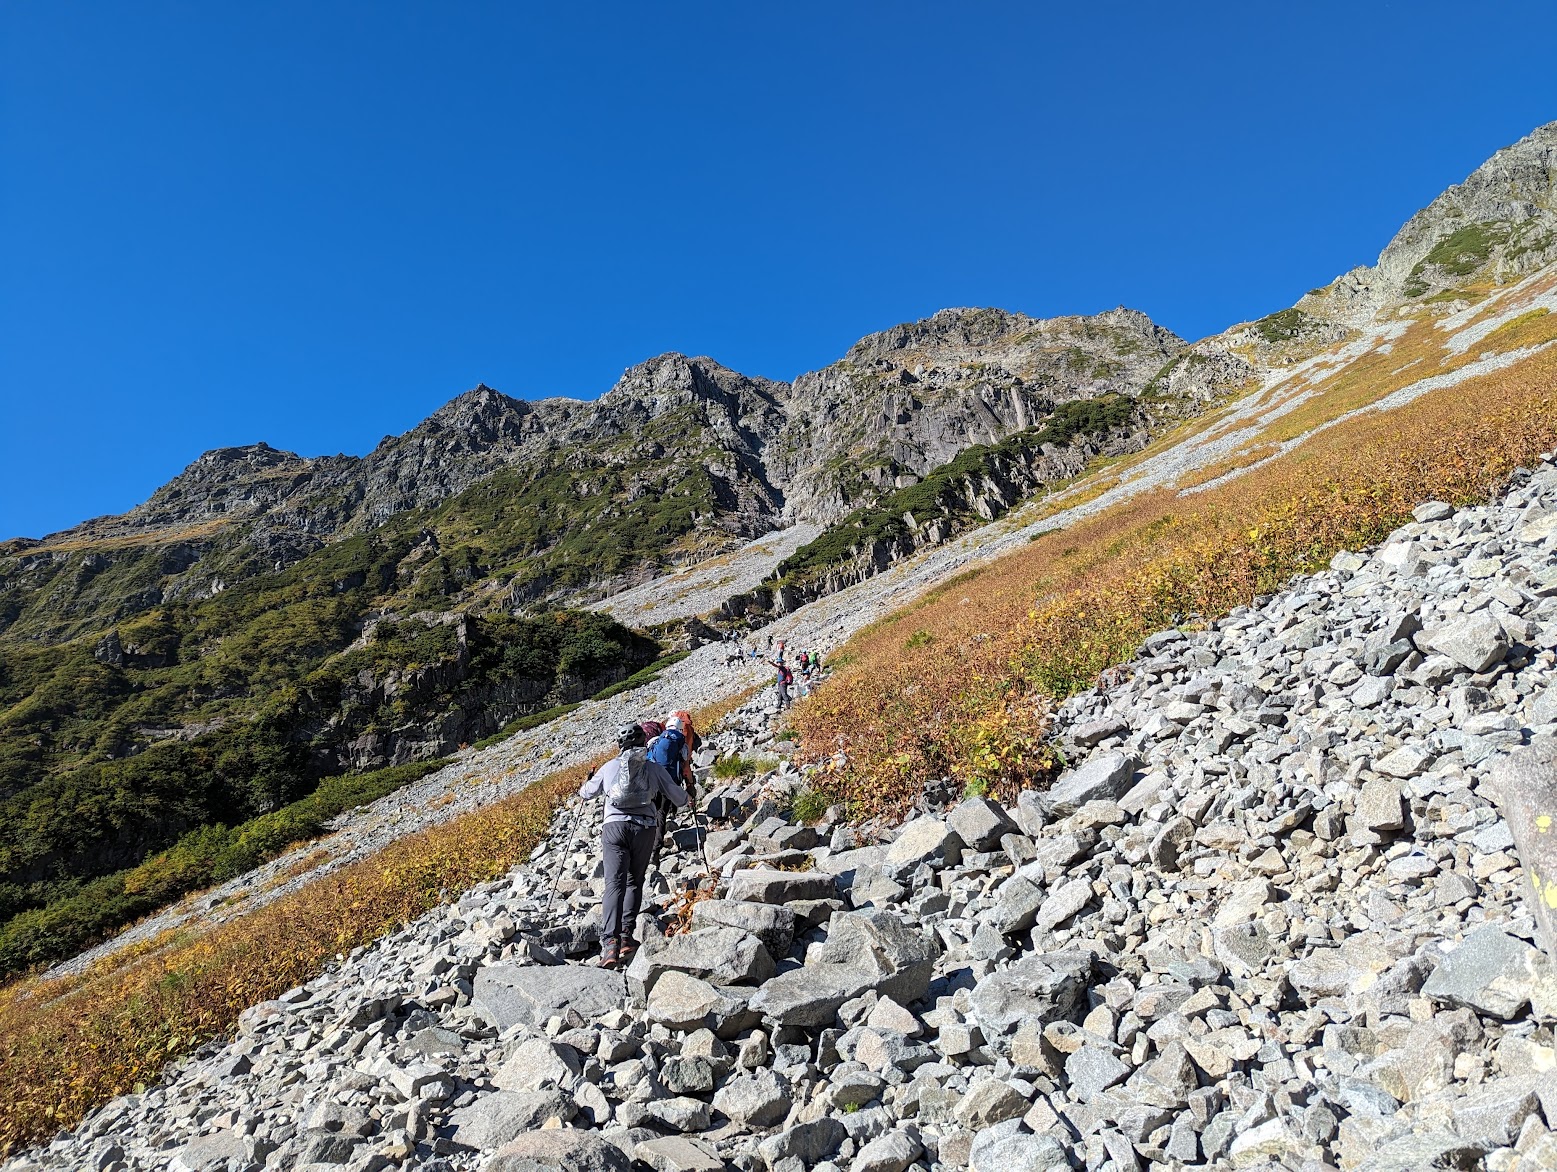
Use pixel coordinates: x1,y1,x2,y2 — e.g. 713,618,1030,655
1313,120,1557,321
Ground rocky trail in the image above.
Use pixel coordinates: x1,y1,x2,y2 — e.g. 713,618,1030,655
18,454,1557,1172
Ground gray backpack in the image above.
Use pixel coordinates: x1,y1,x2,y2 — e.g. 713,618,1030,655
605,748,654,812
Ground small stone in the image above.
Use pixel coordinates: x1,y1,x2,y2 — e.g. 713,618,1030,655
646,971,745,1033
1033,877,1092,934
992,874,1047,936
1039,753,1139,818
1074,714,1129,747
1354,675,1393,708
955,1078,1029,1129
1373,746,1433,780
865,995,921,1036
885,816,964,870
485,1129,631,1172
635,1135,725,1172
1451,1077,1539,1145
493,1037,582,1092
640,1096,712,1133
1422,610,1510,673
1064,1046,1129,1098
757,1119,846,1169
967,1129,1071,1172
725,869,838,905
1355,777,1405,831
448,1092,578,1151
947,797,1019,852
968,952,1092,1051
689,900,797,960
473,965,626,1031
850,1130,923,1172
1228,1118,1296,1166
714,1069,790,1128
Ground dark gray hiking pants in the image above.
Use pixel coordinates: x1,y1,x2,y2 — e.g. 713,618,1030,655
601,820,657,942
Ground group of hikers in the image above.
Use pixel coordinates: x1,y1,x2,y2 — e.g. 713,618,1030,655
729,636,821,710
573,638,825,969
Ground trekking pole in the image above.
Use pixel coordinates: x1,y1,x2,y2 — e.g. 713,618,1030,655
543,795,585,920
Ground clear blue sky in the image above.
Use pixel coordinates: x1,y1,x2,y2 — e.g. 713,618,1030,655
3,2,1554,539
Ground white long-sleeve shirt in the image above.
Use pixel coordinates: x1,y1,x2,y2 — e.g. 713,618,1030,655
579,752,688,826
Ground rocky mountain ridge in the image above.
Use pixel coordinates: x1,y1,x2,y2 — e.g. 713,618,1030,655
11,120,1557,634
1278,123,1557,333
0,306,1207,639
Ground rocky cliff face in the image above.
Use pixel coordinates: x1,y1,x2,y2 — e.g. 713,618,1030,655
768,307,1189,523
1305,121,1557,324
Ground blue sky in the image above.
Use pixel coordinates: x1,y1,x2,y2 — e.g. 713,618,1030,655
3,3,1554,540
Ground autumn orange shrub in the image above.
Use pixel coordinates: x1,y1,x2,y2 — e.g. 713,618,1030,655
795,346,1557,814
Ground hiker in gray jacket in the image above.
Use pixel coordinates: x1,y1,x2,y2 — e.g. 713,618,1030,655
578,722,689,968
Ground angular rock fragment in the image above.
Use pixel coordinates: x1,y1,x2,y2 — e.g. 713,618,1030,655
1038,753,1138,818
689,899,797,958
1421,925,1540,1019
725,868,838,905
485,1129,631,1171
473,965,625,1030
968,951,1091,1051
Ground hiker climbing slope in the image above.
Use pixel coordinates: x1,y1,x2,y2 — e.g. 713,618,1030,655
768,639,793,711
646,711,699,872
577,723,687,968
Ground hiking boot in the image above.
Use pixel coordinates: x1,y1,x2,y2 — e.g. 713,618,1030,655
616,937,640,968
596,938,620,968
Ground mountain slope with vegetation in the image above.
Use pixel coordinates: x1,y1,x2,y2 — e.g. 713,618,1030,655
0,305,1218,975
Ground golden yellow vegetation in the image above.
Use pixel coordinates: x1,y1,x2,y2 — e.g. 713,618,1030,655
794,343,1557,814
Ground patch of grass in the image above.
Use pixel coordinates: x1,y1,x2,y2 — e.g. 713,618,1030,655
1485,307,1557,352
1406,222,1510,295
711,754,780,780
789,787,832,824
1251,308,1317,344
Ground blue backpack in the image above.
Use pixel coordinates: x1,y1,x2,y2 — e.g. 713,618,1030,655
648,727,685,776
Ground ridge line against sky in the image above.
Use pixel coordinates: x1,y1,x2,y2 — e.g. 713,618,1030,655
3,1,1556,539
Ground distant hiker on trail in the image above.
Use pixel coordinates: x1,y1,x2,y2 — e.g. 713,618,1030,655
769,640,793,711
578,723,687,969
